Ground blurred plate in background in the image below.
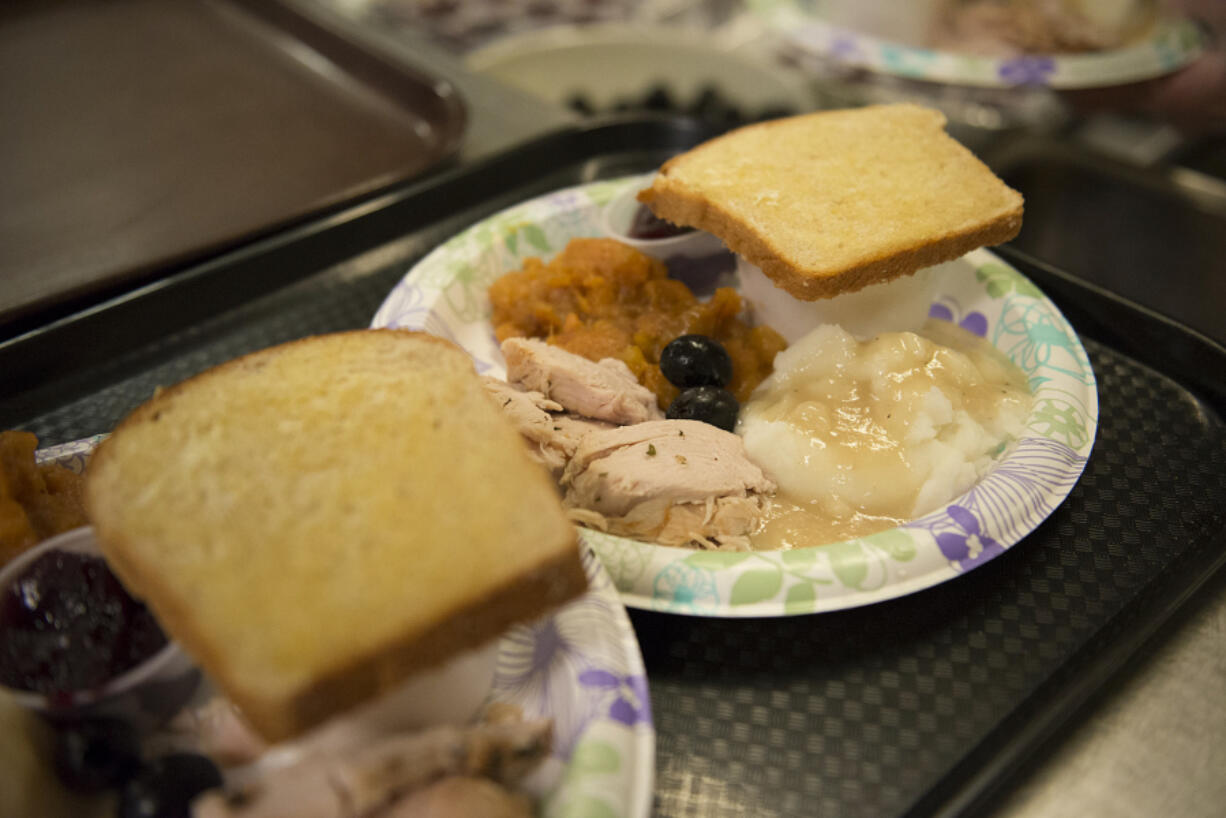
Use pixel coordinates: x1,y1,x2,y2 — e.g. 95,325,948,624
465,22,817,123
749,0,1206,89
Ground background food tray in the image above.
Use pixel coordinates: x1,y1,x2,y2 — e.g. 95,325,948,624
5,118,1225,817
0,0,465,337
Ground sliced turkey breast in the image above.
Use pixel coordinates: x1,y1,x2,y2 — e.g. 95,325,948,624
502,338,662,425
561,420,773,517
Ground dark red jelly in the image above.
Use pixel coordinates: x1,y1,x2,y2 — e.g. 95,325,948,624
0,550,167,698
627,204,694,240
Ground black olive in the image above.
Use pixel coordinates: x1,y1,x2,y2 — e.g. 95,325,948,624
641,84,677,112
52,718,140,792
660,335,733,389
667,386,740,432
118,753,223,818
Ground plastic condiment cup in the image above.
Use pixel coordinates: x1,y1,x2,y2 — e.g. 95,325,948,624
600,181,740,298
0,526,199,729
737,256,953,343
599,181,727,262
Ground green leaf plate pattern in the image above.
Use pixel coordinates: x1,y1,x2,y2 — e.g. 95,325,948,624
373,176,1098,617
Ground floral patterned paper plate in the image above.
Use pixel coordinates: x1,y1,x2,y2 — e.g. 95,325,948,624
371,175,1099,617
37,438,655,818
489,545,655,818
746,0,1205,89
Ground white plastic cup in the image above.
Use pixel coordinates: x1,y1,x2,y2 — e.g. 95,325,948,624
737,256,952,342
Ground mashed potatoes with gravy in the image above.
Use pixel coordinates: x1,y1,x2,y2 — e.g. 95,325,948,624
740,320,1031,549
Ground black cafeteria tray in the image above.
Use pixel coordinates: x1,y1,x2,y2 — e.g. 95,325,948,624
3,118,1224,818
0,0,465,338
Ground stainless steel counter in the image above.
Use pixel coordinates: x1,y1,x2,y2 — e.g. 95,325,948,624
991,565,1226,818
983,131,1224,818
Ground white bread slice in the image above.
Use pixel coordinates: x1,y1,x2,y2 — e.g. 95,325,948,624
638,104,1023,300
85,330,585,742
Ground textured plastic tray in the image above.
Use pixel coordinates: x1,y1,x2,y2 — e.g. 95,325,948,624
0,0,465,336
6,118,1225,817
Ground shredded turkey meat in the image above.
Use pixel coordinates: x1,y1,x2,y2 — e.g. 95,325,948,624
481,378,613,474
488,340,774,548
191,716,551,818
561,420,773,516
502,337,663,425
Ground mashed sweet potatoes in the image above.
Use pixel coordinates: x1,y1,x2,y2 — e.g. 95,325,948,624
0,431,87,566
489,238,786,408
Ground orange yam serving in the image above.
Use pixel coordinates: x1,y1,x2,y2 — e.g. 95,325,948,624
489,238,786,408
0,430,88,566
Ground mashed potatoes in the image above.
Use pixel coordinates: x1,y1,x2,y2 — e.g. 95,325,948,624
740,320,1032,549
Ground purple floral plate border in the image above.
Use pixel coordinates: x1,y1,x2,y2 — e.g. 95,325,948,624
748,0,1206,89
36,437,655,817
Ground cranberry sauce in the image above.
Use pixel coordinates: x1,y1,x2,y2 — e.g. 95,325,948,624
0,550,167,697
627,204,694,240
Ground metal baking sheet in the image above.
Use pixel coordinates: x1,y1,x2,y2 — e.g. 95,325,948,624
0,0,465,335
5,119,1225,817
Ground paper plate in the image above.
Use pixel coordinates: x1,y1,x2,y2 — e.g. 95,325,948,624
747,0,1205,89
35,438,655,817
372,175,1098,617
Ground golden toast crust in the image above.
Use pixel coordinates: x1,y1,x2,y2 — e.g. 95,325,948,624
87,329,584,741
638,104,1024,301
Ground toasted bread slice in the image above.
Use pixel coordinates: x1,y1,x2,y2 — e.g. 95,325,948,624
85,330,585,741
638,104,1023,300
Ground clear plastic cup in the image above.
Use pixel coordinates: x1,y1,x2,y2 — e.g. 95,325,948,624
0,527,200,730
600,180,738,296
